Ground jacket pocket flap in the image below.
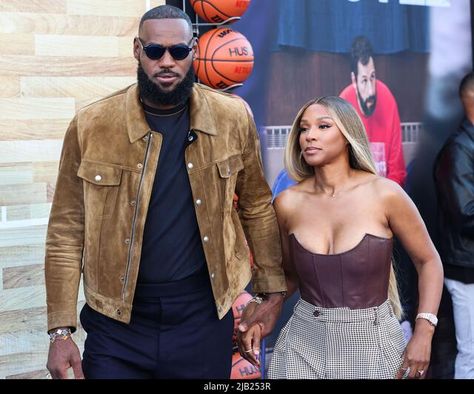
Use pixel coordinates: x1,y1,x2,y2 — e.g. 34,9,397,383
77,161,122,186
217,155,244,178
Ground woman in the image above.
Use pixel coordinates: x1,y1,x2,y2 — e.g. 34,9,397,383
239,96,443,379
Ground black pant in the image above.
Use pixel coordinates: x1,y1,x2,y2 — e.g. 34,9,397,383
80,272,234,379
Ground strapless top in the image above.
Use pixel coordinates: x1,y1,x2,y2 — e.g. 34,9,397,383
289,233,393,309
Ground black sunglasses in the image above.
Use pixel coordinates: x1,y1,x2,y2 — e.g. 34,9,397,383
137,38,194,61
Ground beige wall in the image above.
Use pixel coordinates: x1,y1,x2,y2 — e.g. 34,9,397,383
0,0,165,379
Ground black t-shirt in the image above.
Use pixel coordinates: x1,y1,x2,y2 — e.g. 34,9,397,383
444,265,474,284
137,100,206,284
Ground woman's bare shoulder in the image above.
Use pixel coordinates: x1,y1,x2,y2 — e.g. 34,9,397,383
369,176,409,204
371,176,404,192
273,180,308,211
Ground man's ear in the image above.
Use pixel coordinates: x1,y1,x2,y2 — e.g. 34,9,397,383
192,38,198,60
351,72,357,90
133,37,140,61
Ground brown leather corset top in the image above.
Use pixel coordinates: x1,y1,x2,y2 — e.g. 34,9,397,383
290,233,393,309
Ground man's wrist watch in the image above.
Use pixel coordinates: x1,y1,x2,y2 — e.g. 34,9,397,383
255,291,287,300
48,327,72,343
416,312,438,327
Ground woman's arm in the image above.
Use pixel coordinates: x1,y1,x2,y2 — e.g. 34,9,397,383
382,180,444,379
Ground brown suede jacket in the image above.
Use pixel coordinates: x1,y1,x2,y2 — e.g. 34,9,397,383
45,83,286,331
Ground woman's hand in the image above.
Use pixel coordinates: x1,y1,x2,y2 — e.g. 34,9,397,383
396,320,434,379
237,293,284,366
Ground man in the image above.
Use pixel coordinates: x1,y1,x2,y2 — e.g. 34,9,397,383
434,71,474,379
340,36,406,186
45,5,286,379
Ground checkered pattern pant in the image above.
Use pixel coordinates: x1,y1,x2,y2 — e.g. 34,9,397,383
268,299,405,379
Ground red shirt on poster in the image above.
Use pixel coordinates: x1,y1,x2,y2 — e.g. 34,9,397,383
340,80,406,186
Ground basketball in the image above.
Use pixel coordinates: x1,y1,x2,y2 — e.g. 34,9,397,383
232,291,252,344
230,352,261,379
232,291,252,320
193,27,254,90
190,0,251,23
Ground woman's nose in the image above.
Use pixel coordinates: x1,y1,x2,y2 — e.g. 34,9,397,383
305,128,317,140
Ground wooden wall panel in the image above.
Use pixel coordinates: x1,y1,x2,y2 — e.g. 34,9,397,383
0,0,67,14
0,119,71,141
21,76,136,99
3,264,45,289
0,140,63,163
0,225,47,248
0,98,75,120
0,165,33,186
35,35,119,57
0,13,139,36
0,184,48,206
67,0,147,17
6,204,50,221
0,55,136,76
0,245,45,266
0,77,20,97
0,286,46,312
0,0,165,379
0,34,34,55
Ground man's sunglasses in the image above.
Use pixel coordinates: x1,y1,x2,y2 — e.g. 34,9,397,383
136,38,194,61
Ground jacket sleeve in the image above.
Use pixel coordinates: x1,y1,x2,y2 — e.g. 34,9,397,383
235,107,286,293
45,116,84,332
438,142,474,236
386,104,406,186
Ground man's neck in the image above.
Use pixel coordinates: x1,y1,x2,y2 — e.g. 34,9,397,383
140,97,187,116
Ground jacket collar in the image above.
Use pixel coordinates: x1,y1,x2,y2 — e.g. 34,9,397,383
126,83,217,143
126,85,151,143
189,83,218,136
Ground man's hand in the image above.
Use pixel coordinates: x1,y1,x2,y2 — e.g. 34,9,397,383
237,293,284,366
46,337,84,379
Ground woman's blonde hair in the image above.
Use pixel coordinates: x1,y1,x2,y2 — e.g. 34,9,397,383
285,96,403,319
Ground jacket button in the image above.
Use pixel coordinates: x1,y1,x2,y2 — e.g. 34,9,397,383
203,236,209,242
188,135,194,142
124,238,130,244
195,199,202,206
137,163,143,169
116,309,122,316
95,175,102,182
187,162,194,169
142,135,148,142
313,310,320,317
210,273,215,279
129,200,136,207
120,275,125,283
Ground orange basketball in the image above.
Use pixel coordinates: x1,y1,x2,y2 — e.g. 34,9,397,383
232,291,252,344
232,291,252,320
193,27,254,90
190,0,251,23
230,352,261,379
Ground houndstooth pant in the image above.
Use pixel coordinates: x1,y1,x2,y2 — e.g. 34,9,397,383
268,299,406,379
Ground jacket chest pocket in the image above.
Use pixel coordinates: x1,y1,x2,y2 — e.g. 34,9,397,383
217,154,244,214
77,161,122,219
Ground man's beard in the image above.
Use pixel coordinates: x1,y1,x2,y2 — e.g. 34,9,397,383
356,87,377,116
137,63,195,107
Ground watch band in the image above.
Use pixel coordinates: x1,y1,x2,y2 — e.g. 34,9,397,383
416,312,438,327
48,327,72,343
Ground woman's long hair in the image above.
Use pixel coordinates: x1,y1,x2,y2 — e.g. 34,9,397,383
285,96,403,319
